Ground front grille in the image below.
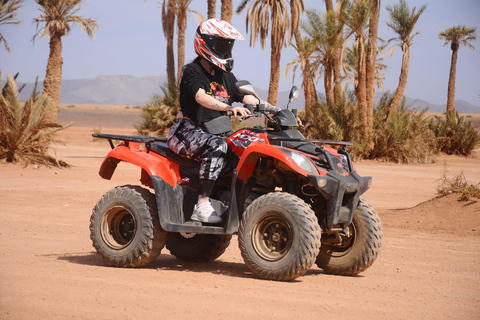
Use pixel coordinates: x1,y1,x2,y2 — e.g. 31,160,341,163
310,155,350,173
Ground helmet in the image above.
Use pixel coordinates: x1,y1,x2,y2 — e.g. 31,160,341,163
194,19,244,72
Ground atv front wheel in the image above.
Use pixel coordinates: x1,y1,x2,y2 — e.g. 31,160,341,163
166,233,232,262
89,185,167,267
238,192,321,281
315,198,383,275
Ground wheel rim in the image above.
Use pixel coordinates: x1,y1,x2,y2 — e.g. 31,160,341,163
252,214,292,261
101,206,136,250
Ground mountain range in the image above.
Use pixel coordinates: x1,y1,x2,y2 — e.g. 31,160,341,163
15,74,480,113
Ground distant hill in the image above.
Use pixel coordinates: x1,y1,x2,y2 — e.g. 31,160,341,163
18,75,167,106
392,96,480,114
16,74,480,113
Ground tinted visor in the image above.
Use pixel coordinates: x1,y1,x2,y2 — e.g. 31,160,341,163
206,35,235,55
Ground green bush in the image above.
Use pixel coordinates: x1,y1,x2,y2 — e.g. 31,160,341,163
0,72,70,167
370,93,437,164
301,92,368,160
135,94,176,137
300,92,437,163
429,111,480,156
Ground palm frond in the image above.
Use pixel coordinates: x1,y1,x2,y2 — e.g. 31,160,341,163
0,72,71,167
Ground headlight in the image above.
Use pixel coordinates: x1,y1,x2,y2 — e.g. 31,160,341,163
281,149,318,174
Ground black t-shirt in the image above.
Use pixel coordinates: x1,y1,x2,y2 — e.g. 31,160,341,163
179,57,244,123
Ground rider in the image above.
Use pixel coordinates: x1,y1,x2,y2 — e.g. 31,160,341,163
167,19,262,224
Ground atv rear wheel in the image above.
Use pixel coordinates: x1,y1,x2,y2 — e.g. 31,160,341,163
238,192,321,281
89,185,167,267
166,233,232,262
316,198,383,275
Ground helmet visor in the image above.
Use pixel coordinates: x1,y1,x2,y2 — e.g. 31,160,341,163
205,36,235,56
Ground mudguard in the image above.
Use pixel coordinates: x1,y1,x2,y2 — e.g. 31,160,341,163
98,145,177,187
235,141,312,182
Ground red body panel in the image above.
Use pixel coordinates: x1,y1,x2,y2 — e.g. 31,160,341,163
227,129,312,182
98,142,179,187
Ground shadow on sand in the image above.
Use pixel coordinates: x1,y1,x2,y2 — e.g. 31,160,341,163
53,251,324,281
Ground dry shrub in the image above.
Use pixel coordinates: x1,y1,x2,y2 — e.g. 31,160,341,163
0,72,70,167
436,162,480,201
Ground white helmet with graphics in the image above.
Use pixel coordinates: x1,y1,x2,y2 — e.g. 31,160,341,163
194,19,244,72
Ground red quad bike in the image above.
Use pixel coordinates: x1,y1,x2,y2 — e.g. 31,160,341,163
90,81,383,281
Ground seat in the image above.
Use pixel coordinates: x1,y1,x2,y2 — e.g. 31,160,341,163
149,142,200,168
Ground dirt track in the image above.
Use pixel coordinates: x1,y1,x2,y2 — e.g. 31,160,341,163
1,107,480,319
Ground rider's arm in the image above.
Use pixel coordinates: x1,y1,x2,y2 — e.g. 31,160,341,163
242,94,259,106
195,88,251,117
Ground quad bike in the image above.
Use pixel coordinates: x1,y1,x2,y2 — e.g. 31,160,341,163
89,81,383,281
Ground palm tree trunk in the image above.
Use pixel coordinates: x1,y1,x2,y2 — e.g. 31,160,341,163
291,0,315,111
208,0,216,19
446,46,458,120
166,0,176,87
177,7,187,82
325,63,334,110
268,33,281,106
325,0,333,11
302,75,312,109
366,0,380,145
325,0,340,105
221,0,233,23
357,36,368,137
388,44,410,117
43,33,63,123
309,75,317,105
333,36,344,102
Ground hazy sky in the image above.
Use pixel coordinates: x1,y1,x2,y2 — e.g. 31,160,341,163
1,0,479,106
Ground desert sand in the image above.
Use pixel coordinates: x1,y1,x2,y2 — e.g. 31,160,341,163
1,103,479,319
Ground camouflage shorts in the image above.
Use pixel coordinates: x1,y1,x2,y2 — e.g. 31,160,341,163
167,119,228,181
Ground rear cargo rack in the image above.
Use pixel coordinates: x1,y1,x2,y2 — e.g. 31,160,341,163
92,133,167,149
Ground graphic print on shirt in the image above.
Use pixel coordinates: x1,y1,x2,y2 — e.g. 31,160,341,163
207,82,230,104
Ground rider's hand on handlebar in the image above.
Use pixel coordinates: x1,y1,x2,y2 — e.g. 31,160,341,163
230,106,251,118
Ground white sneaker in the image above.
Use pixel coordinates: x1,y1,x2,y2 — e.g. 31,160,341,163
191,202,222,224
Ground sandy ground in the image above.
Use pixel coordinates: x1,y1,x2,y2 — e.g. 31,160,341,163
1,104,479,319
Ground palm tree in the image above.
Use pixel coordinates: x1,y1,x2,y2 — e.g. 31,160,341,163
365,0,380,141
162,0,176,88
301,8,343,110
342,43,386,95
344,0,370,137
439,25,477,119
386,0,426,117
325,0,347,102
176,0,192,81
221,0,233,23
207,0,216,19
238,0,303,106
0,72,70,167
33,0,98,123
0,0,22,53
284,37,318,108
287,0,319,110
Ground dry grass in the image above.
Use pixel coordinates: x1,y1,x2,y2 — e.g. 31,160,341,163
0,73,71,167
436,162,480,201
